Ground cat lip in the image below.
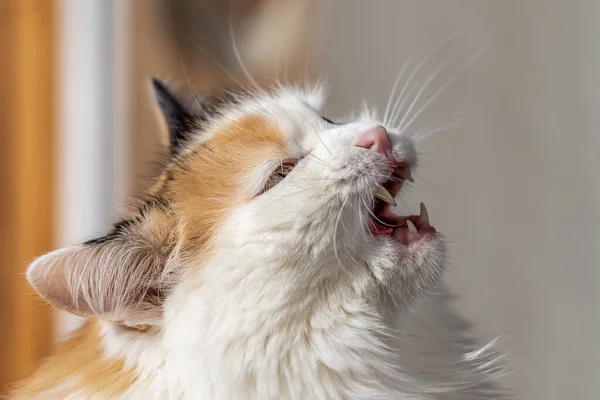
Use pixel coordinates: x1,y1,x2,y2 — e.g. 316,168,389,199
392,163,414,183
369,202,436,244
372,164,410,211
373,164,411,205
369,165,436,244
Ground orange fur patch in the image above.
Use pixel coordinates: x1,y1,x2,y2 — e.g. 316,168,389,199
10,321,138,399
170,115,285,251
11,115,284,397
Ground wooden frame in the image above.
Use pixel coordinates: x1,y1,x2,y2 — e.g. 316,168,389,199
0,0,55,392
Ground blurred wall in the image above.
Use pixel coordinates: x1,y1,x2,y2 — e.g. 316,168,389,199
127,0,315,195
321,1,600,399
0,0,55,392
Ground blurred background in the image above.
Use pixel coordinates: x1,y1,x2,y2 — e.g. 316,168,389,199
1,0,599,398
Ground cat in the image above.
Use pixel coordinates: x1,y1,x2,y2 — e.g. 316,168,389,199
11,79,508,399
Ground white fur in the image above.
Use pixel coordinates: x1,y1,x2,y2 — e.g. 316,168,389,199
31,87,508,399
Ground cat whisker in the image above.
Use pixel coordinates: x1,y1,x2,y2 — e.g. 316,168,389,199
306,151,334,168
333,196,352,276
393,55,454,130
314,131,334,157
413,119,462,143
388,30,461,129
398,43,489,136
360,198,377,230
189,36,246,90
383,59,412,126
356,202,370,241
179,57,204,112
361,198,403,228
228,5,263,93
255,187,318,207
388,84,417,134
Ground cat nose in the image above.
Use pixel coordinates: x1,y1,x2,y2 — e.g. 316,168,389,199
353,125,395,161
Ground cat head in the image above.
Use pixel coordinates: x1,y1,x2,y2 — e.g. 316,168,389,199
26,80,444,327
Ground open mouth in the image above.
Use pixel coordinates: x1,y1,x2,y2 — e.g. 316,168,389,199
369,163,436,244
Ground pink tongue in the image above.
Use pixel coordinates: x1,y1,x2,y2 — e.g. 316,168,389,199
369,222,393,235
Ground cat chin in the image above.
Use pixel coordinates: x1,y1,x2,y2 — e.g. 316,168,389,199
366,231,446,298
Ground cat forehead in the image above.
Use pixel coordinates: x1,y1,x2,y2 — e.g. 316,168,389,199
188,86,325,152
265,85,326,113
219,86,327,140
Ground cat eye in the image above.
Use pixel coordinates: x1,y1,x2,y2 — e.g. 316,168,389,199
264,160,297,191
322,116,336,124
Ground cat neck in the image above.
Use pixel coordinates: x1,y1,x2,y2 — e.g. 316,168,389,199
99,276,406,399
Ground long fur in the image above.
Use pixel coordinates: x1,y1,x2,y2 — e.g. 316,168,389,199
14,85,509,399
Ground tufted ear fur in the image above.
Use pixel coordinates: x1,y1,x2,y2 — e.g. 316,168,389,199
27,202,179,326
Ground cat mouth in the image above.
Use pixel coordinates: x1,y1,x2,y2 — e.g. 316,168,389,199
368,164,436,244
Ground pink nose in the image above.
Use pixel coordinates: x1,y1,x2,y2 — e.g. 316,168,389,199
353,125,394,160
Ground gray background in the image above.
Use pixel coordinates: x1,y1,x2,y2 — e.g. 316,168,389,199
321,1,600,399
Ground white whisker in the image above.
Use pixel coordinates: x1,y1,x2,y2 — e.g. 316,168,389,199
393,56,454,130
383,59,412,125
413,119,462,143
178,56,205,111
399,43,489,136
188,35,245,89
314,131,334,157
333,197,351,275
228,6,262,93
306,152,334,168
388,30,461,129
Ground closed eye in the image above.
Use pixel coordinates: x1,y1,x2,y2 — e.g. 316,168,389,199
322,116,336,124
264,160,297,191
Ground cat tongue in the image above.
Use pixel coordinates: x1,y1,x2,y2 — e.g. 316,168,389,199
369,222,393,235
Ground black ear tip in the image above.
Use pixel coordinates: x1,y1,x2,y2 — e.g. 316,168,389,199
149,77,193,154
151,77,170,99
151,76,164,89
150,78,182,115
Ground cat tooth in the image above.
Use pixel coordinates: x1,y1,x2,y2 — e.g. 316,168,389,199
418,202,429,224
394,165,414,182
406,220,418,234
375,186,397,206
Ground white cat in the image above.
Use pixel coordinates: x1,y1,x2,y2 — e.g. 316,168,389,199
13,81,507,399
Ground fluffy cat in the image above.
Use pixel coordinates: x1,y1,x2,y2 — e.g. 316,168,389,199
12,80,507,399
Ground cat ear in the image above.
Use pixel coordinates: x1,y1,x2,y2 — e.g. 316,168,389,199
27,205,177,326
151,77,196,154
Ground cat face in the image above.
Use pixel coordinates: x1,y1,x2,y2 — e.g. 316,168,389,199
26,81,445,327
